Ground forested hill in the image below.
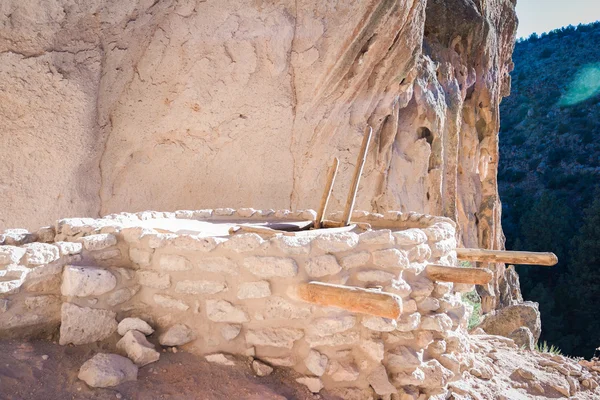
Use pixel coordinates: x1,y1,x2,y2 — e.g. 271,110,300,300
498,21,600,357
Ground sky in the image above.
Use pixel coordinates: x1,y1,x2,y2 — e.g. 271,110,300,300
516,0,600,39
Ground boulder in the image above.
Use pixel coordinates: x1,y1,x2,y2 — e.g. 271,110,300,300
78,353,138,388
59,303,117,345
116,330,160,366
61,266,117,297
508,327,535,350
478,301,541,342
159,324,196,346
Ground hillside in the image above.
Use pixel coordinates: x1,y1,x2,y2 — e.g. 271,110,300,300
498,21,600,357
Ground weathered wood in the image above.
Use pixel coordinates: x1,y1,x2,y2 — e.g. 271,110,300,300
315,157,339,229
229,225,295,237
342,126,373,226
456,248,558,266
425,264,493,285
296,281,402,319
322,219,371,230
296,224,357,236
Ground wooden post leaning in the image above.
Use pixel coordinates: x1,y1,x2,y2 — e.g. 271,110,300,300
315,157,340,229
456,248,558,266
296,281,402,320
342,126,373,226
425,264,493,285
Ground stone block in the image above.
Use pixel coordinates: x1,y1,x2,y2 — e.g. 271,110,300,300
308,315,356,336
175,280,227,295
59,303,117,345
313,232,359,253
245,328,304,348
237,281,271,299
305,255,341,277
78,353,137,388
137,271,170,289
117,317,154,336
79,234,118,251
393,229,427,246
243,256,297,278
359,229,394,245
221,233,265,253
372,248,409,269
206,299,248,322
340,251,370,269
153,294,189,311
23,243,59,266
117,330,160,366
61,266,117,297
159,324,196,346
0,245,26,265
196,257,239,275
304,349,328,376
159,254,192,271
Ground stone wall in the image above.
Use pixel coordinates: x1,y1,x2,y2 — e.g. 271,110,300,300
0,209,473,397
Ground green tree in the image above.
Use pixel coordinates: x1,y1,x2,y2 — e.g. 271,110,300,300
563,191,600,357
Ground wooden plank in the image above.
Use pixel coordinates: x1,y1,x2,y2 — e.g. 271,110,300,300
342,126,373,226
315,157,340,229
425,264,493,285
295,224,356,236
456,248,558,266
229,225,295,237
296,281,402,319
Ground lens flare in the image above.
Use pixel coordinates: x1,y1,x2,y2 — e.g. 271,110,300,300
559,63,600,106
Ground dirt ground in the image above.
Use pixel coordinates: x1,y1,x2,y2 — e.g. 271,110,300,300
0,339,336,400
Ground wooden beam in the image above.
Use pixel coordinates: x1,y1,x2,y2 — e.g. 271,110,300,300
315,158,339,229
342,126,373,226
456,248,558,266
425,264,493,285
295,281,402,320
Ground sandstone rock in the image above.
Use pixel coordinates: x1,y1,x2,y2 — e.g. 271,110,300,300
260,356,295,367
362,316,396,332
359,230,394,245
107,286,139,306
296,377,323,393
328,360,359,382
137,271,170,289
252,360,274,376
78,353,137,388
396,312,421,332
175,280,227,295
356,269,396,283
419,359,454,389
313,233,358,253
61,266,117,297
153,294,189,311
245,328,304,349
271,235,312,255
386,346,422,371
221,233,265,253
55,242,83,256
243,257,297,278
117,318,154,336
421,314,453,332
263,297,310,320
393,229,428,246
390,276,412,298
196,257,239,275
159,254,192,271
368,365,397,395
407,244,432,263
309,315,355,336
59,303,117,345
304,255,341,277
360,340,385,363
22,243,59,266
205,353,235,366
0,246,26,265
237,281,271,299
159,324,196,346
129,247,152,266
220,324,242,341
117,330,160,366
304,350,328,376
430,238,456,258
416,297,440,312
372,248,409,269
422,223,455,242
508,327,535,350
306,332,359,347
25,295,60,310
79,234,117,251
2,229,35,246
206,300,248,323
478,301,541,342
340,251,370,269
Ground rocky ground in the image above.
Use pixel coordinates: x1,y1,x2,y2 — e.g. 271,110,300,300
0,339,331,400
2,333,599,400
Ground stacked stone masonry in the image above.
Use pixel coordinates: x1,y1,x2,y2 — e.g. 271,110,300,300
0,208,474,398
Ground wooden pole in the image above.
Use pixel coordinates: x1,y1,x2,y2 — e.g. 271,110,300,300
425,264,493,285
295,281,402,320
456,248,558,266
315,158,339,229
342,126,373,226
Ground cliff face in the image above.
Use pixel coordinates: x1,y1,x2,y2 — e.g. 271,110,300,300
0,0,516,295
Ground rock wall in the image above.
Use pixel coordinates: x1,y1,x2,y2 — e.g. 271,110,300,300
0,208,476,397
0,0,516,250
